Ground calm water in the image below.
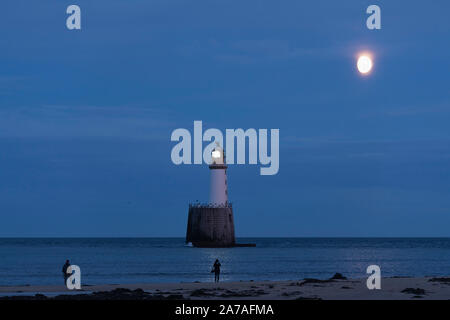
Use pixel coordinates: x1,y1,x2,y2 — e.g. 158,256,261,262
0,238,449,286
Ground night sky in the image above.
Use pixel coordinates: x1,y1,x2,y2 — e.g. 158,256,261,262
1,1,449,236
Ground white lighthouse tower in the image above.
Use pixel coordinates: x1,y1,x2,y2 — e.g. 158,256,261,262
209,144,228,206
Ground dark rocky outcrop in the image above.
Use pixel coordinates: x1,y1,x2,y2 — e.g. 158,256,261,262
219,289,267,298
428,277,450,284
281,291,302,297
295,296,322,300
298,273,347,286
330,273,347,280
190,288,218,297
401,288,426,295
0,288,186,300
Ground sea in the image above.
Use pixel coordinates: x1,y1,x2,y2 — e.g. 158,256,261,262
0,238,449,286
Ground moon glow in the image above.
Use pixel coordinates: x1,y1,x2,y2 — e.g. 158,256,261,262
357,55,373,74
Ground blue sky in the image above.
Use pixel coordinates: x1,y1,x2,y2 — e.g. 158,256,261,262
0,1,449,236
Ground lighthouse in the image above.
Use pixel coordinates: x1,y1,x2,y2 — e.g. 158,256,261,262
209,145,228,206
185,144,235,247
185,145,255,247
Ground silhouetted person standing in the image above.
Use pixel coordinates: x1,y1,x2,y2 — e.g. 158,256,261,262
62,260,71,285
213,259,221,283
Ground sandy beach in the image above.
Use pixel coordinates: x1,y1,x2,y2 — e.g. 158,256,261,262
1,276,449,300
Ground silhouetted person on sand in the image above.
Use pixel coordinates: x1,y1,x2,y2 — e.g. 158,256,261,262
212,259,221,283
62,260,71,285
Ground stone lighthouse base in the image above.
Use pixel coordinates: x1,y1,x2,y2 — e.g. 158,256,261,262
186,205,236,247
186,204,256,248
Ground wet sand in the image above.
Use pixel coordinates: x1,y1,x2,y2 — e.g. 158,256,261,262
1,276,449,300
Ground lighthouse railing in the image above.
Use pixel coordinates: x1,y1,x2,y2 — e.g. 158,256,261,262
189,202,233,209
